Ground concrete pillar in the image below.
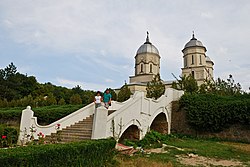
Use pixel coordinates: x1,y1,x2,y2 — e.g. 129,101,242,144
91,106,108,139
18,106,34,145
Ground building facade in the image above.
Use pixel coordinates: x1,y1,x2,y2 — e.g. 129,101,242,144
126,32,214,93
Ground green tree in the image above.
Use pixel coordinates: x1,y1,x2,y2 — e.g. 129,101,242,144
117,83,132,102
70,94,82,105
146,74,165,99
172,75,198,94
58,98,66,105
45,93,57,106
199,74,242,96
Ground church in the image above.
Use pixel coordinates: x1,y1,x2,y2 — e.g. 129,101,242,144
126,32,214,93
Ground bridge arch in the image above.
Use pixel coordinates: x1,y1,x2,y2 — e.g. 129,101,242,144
149,107,169,134
118,119,141,142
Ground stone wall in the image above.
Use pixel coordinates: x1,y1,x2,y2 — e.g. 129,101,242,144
171,101,250,143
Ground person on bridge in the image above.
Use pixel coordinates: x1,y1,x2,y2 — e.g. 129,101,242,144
94,91,102,108
103,89,112,109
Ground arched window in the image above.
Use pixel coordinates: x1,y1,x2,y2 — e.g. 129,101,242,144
200,55,202,64
150,64,153,73
141,64,143,72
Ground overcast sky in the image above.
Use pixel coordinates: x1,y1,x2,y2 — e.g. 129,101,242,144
0,0,249,91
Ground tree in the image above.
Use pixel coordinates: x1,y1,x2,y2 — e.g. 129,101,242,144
70,94,82,105
171,75,198,94
199,74,242,96
58,98,66,105
146,74,165,99
117,83,132,102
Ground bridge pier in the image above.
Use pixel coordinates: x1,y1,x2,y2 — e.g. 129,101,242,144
91,106,108,139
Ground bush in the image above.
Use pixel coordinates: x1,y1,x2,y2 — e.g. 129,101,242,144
180,94,250,132
0,125,18,147
33,105,83,125
0,138,116,167
123,131,171,148
0,105,83,125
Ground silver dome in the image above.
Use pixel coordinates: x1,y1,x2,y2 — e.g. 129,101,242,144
184,34,206,50
136,32,159,55
137,43,159,55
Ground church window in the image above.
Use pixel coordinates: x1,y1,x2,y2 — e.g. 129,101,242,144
200,55,202,64
191,55,194,64
184,57,187,67
191,71,195,78
141,64,143,72
150,64,153,73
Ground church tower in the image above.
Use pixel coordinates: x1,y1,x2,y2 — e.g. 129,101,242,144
129,32,160,83
182,33,214,85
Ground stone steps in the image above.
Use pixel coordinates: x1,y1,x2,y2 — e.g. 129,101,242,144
45,115,93,143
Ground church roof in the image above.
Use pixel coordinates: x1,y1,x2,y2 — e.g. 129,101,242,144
136,32,159,55
206,56,214,65
183,33,206,51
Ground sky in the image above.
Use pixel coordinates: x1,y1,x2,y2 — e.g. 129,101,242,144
0,0,249,91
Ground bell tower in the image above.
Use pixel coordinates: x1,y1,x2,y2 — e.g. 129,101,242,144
182,32,214,85
130,32,161,83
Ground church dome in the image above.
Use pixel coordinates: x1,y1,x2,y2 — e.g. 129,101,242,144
136,32,159,55
183,33,206,51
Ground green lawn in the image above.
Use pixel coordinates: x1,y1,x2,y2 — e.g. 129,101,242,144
117,133,250,167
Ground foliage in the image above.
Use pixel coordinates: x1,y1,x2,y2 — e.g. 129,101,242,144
0,139,116,167
0,125,18,147
117,83,132,102
146,74,165,99
0,63,98,108
0,105,83,125
57,98,66,105
179,93,250,132
172,74,245,96
171,75,198,94
69,94,82,105
199,75,243,95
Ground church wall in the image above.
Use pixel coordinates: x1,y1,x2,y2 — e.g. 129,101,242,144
130,74,154,83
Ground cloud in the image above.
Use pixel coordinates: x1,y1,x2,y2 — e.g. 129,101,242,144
201,12,213,19
56,78,107,91
0,0,249,91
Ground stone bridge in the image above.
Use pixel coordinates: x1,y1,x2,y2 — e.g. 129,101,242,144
18,88,183,144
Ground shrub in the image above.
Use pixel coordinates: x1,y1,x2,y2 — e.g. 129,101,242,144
0,138,116,167
0,105,83,125
0,125,18,147
179,94,250,132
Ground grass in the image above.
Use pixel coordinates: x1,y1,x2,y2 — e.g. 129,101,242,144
118,132,250,167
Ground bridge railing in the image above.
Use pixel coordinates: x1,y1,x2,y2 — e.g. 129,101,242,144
18,103,95,144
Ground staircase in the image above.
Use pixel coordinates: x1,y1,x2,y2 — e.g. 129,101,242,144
45,115,93,143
